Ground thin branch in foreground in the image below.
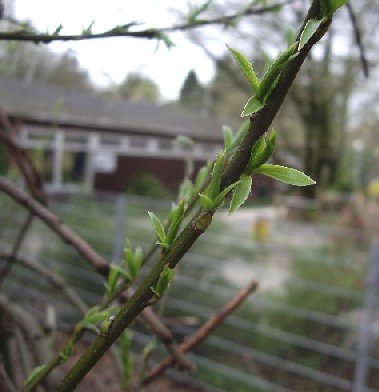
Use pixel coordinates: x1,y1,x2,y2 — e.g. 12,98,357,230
0,108,46,204
0,1,293,44
144,280,258,384
0,178,194,380
0,213,33,286
0,252,88,314
0,177,110,276
0,363,16,392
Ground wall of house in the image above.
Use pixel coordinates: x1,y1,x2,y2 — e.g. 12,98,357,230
94,155,206,194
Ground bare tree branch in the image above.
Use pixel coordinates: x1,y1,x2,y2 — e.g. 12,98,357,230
0,109,46,204
0,176,110,275
346,2,369,77
144,280,258,384
0,179,193,380
0,1,294,44
0,252,88,314
0,363,16,392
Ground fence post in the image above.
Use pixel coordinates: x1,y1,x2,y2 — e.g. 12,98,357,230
112,194,126,263
353,239,379,392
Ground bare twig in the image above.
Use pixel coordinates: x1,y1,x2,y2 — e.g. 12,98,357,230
0,177,110,275
118,287,194,371
0,2,293,44
0,363,16,392
0,252,88,314
0,213,33,285
0,294,60,389
346,2,369,78
0,109,46,204
0,178,193,385
144,280,258,384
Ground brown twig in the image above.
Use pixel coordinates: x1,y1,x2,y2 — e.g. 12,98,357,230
144,280,258,384
0,1,293,44
118,288,194,371
0,213,33,285
0,252,88,314
0,178,193,377
0,363,16,392
0,109,46,204
346,2,369,78
0,176,110,275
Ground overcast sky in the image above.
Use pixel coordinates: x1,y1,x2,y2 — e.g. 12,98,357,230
12,0,219,100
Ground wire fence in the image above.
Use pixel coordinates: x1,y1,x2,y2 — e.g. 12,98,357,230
0,190,379,391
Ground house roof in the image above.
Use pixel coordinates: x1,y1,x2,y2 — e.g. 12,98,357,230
0,78,235,143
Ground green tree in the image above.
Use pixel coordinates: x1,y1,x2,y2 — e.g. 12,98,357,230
117,73,160,102
179,70,205,111
0,40,92,91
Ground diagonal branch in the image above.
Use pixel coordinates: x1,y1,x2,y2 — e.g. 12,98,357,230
0,178,193,383
54,4,333,390
0,176,110,275
144,280,258,384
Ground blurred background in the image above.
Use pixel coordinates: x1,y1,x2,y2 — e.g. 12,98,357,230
0,0,379,391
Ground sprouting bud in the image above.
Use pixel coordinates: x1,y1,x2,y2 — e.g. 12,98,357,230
99,315,115,337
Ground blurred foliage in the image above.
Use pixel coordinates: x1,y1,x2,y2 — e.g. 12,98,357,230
0,40,93,91
126,173,172,199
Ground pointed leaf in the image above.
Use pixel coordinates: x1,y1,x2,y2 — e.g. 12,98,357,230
148,211,166,244
166,200,186,245
205,151,225,199
179,179,193,201
321,0,348,18
152,266,175,297
299,19,322,50
241,96,264,117
223,125,234,153
226,45,260,93
199,193,214,210
195,165,210,191
213,180,241,209
245,135,267,174
254,164,316,186
229,174,252,214
257,43,297,101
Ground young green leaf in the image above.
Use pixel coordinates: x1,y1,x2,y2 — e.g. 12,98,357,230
199,193,214,210
194,164,211,191
205,151,225,200
229,174,252,214
223,125,234,154
179,179,193,200
148,211,167,245
124,245,142,280
320,0,348,18
299,19,323,50
254,164,316,186
241,96,264,117
155,31,175,49
226,44,260,94
257,43,297,101
119,330,134,388
212,180,241,209
245,135,267,174
59,341,74,361
166,200,186,245
105,264,119,295
188,0,212,23
24,365,46,387
150,265,175,298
